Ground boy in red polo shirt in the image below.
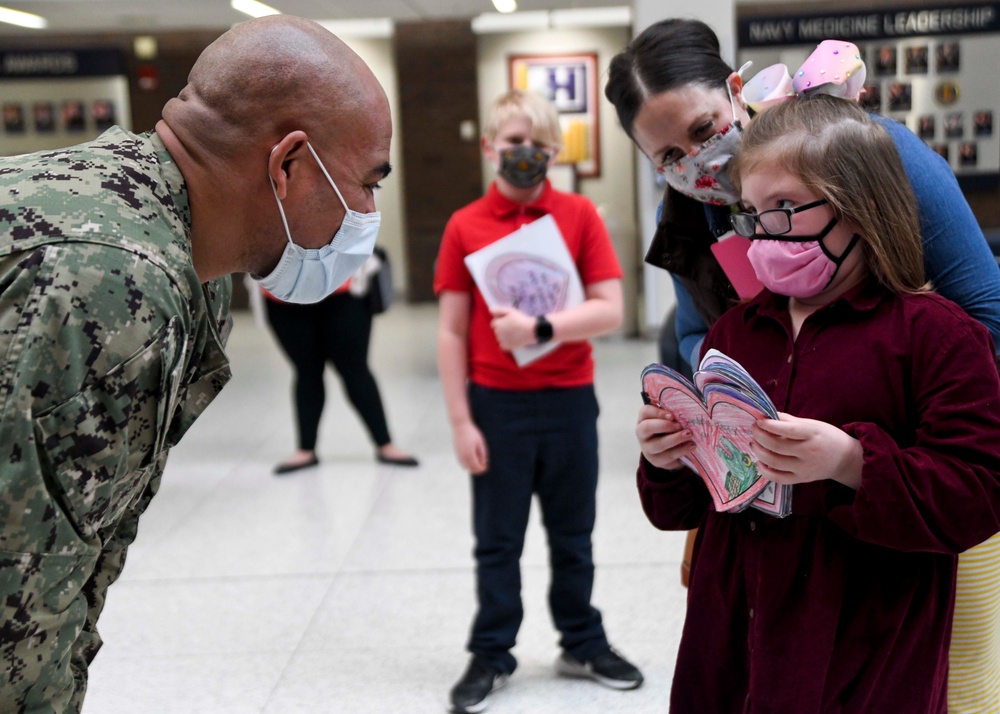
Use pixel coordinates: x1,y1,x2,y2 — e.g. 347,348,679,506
435,89,643,713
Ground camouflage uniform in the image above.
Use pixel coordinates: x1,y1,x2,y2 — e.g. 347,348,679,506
0,128,233,713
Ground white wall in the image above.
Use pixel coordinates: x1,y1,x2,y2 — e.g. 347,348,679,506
477,26,640,335
337,36,409,296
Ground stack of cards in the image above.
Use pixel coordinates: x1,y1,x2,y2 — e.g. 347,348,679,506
641,349,791,517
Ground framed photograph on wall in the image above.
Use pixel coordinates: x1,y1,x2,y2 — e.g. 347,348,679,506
931,143,950,162
509,52,600,178
904,45,928,74
974,110,994,137
945,112,964,138
936,41,960,73
859,83,881,112
874,45,897,76
62,100,86,132
3,103,26,134
959,142,978,167
887,82,912,112
33,102,55,133
917,114,936,140
92,99,116,131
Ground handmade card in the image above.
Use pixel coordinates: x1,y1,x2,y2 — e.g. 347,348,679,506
710,231,764,301
641,349,792,517
464,214,584,366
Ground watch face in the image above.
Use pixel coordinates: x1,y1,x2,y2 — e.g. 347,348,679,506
535,315,554,342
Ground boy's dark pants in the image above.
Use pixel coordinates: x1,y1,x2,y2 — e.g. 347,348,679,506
467,383,609,674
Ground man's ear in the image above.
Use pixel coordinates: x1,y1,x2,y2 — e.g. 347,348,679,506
267,130,310,200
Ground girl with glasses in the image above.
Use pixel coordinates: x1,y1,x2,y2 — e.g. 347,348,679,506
606,22,1000,711
635,94,1000,714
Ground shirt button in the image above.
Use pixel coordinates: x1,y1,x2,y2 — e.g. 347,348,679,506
750,521,756,531
749,608,755,619
787,354,793,363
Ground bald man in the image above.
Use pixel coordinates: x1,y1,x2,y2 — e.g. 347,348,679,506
0,16,390,712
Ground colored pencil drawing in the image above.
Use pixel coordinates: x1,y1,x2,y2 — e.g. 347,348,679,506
641,350,792,517
484,252,570,316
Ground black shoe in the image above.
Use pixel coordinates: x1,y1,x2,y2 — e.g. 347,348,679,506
555,647,644,690
450,656,508,713
376,453,419,467
273,454,319,475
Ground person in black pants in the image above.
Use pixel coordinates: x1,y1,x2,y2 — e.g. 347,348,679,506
264,289,418,473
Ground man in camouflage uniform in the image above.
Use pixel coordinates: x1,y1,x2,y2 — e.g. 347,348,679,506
0,15,391,713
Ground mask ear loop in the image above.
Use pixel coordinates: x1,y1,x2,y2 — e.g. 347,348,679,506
819,233,862,289
305,142,350,213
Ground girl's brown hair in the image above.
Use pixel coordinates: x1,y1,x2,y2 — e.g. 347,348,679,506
731,95,926,294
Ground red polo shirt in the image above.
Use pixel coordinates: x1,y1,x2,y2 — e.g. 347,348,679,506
638,278,1000,713
434,181,622,390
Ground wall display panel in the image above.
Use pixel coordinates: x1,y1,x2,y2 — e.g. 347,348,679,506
0,49,131,157
509,53,601,178
738,3,1000,180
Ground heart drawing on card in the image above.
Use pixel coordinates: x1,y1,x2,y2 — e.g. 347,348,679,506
485,253,570,316
642,371,771,513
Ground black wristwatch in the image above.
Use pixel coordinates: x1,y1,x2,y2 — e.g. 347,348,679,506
535,314,553,344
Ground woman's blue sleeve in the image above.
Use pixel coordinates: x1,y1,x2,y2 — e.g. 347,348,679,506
672,275,708,370
879,116,1000,350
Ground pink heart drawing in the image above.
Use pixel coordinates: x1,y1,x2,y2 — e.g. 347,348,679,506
643,371,771,512
485,253,570,316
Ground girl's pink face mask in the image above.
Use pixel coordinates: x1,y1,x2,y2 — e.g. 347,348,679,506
748,237,839,299
746,218,861,299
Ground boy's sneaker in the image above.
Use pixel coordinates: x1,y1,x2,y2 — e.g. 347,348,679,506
449,655,509,713
555,646,644,690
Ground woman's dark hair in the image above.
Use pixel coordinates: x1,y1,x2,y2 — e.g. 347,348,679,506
605,18,735,140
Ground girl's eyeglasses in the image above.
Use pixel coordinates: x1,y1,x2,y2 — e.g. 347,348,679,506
730,199,829,238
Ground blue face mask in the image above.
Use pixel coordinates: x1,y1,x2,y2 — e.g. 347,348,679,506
257,142,380,304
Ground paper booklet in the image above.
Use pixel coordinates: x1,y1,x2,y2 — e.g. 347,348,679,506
464,214,584,367
641,349,792,518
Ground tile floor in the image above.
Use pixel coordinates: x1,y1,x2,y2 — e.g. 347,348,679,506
83,303,689,714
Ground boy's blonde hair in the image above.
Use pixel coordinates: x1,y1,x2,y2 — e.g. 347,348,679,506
731,95,926,294
483,89,563,151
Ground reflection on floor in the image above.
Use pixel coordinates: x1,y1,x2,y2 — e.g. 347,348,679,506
84,304,688,714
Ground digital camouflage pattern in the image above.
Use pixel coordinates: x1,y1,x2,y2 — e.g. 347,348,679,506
0,128,232,713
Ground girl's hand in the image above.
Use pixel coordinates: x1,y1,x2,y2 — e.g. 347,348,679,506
489,306,536,351
636,404,695,471
751,413,863,489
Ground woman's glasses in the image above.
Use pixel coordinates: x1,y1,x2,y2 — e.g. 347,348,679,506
730,199,829,238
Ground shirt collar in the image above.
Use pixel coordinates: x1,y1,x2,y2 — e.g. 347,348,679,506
485,179,554,219
150,131,192,231
745,275,888,325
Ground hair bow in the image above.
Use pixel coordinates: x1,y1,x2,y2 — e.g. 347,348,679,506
741,40,867,113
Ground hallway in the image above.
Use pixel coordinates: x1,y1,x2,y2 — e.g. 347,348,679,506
84,303,688,714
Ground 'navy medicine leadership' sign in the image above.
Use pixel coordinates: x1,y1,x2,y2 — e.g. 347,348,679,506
0,49,125,79
739,2,1000,47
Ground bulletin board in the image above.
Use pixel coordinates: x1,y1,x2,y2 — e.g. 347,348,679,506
737,3,1000,183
